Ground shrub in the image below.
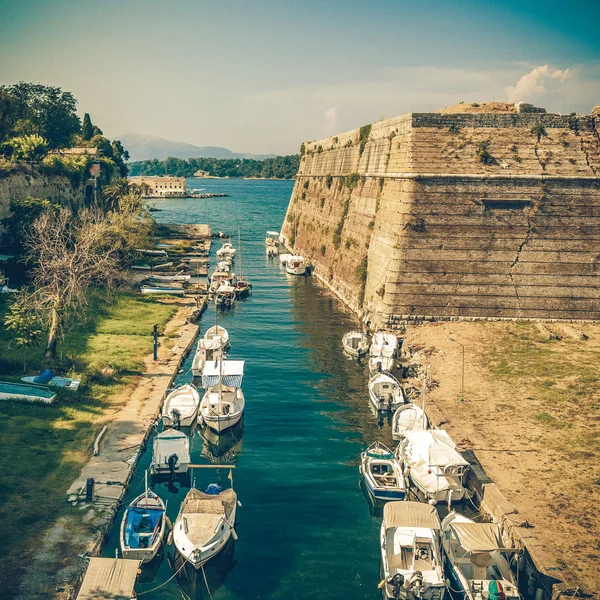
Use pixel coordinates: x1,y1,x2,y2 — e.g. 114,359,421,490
475,141,494,165
345,173,361,190
300,142,306,156
359,124,372,143
10,134,48,162
356,255,368,305
320,197,325,209
448,124,460,134
471,102,480,107
320,244,327,256
317,145,323,153
326,174,333,189
345,239,351,249
303,179,309,190
531,124,547,141
368,220,375,230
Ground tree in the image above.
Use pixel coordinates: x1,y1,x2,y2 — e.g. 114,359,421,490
10,134,48,163
0,89,17,143
111,139,129,162
21,208,123,361
81,113,93,141
102,177,134,210
1,197,58,251
0,82,81,148
4,302,42,372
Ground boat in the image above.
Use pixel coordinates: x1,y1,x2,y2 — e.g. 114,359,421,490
380,501,446,600
215,284,236,309
342,330,369,358
216,242,236,259
279,253,291,265
173,486,238,568
216,261,231,273
396,430,470,505
392,404,429,441
234,278,252,299
265,231,280,246
209,271,234,294
369,332,399,374
266,245,279,257
0,380,56,404
360,442,407,501
191,337,224,377
22,369,80,390
141,284,185,296
150,429,191,475
147,273,191,282
120,477,166,563
285,255,306,275
199,360,245,433
441,512,519,600
204,325,230,349
162,384,201,427
368,372,405,413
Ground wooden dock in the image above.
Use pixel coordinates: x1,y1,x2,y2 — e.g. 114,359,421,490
77,557,140,600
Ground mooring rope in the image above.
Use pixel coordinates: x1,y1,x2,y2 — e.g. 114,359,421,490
200,561,215,600
136,553,188,596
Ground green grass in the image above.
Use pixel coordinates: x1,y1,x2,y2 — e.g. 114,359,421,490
0,292,177,598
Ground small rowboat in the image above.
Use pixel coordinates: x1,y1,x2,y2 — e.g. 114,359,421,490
162,384,200,427
360,442,407,501
342,330,369,358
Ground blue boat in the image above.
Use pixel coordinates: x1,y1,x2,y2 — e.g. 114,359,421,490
0,381,57,404
359,442,406,502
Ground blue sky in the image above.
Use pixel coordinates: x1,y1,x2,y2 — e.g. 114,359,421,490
1,0,599,154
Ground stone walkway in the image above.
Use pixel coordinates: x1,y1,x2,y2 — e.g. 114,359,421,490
16,298,202,600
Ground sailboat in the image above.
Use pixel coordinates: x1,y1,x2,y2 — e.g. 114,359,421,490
199,359,245,433
120,471,166,563
204,324,230,349
234,227,252,298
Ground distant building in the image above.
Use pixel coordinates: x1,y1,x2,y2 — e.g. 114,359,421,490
193,169,209,177
48,147,100,156
128,175,186,197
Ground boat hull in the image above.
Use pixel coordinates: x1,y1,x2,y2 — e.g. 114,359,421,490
200,409,243,433
409,473,466,504
120,492,166,564
285,265,306,275
361,468,406,501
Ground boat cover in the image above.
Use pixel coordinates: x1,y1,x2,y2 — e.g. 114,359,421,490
181,488,236,515
202,360,245,388
404,430,469,467
197,337,222,350
34,369,54,384
124,506,163,548
449,522,509,553
383,501,441,530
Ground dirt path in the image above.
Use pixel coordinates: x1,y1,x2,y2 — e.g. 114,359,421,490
15,298,202,600
402,321,600,596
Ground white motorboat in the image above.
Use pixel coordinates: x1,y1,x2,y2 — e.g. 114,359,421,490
216,261,231,273
216,242,236,259
285,255,306,275
162,384,200,427
266,245,279,257
380,502,446,600
392,404,429,441
360,442,407,501
141,284,185,296
199,360,245,433
120,484,166,564
369,332,398,374
191,337,224,377
265,230,280,247
215,284,236,310
441,512,519,600
368,371,404,413
173,486,238,568
396,430,470,505
279,253,291,265
150,429,191,475
209,271,235,294
204,325,230,349
342,330,369,358
147,273,191,282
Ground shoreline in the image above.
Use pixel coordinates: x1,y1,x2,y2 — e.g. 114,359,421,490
15,297,204,600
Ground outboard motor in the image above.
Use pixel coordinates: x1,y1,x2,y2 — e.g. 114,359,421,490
167,453,179,476
171,408,181,429
387,573,405,600
408,571,424,598
387,393,394,411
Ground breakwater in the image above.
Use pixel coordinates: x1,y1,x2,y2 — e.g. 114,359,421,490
281,105,600,327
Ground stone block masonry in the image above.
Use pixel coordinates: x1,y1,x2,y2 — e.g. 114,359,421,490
281,105,600,327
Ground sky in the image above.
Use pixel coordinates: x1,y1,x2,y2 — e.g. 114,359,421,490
1,0,599,155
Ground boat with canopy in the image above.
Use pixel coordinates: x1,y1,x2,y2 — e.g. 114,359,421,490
368,332,398,374
368,371,404,413
192,337,225,377
360,442,406,501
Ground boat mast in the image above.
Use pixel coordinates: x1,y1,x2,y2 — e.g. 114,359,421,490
422,365,429,429
144,470,148,503
238,227,243,281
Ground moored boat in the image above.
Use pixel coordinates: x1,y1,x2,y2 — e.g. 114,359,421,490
147,273,191,282
162,384,201,427
120,485,166,563
141,284,185,296
279,253,291,265
173,486,238,568
150,429,191,475
342,330,369,358
209,271,235,294
265,230,280,247
396,430,470,505
0,381,56,404
368,371,404,413
215,284,236,309
285,255,306,275
234,278,252,298
204,325,230,349
380,502,446,600
360,442,406,501
216,242,236,259
368,332,398,374
191,337,224,377
441,512,519,600
392,403,429,441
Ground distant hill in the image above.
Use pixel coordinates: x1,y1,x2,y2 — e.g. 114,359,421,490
117,133,276,162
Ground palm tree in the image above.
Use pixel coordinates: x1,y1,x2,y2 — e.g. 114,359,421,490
102,177,134,210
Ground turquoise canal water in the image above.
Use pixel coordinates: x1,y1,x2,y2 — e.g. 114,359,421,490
103,179,395,599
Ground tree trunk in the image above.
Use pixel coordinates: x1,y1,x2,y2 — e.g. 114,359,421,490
44,307,60,362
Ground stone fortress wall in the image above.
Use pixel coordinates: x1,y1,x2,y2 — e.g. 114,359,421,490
281,103,600,327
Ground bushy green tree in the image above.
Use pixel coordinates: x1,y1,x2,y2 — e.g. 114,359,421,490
11,134,48,162
4,302,43,372
81,113,93,141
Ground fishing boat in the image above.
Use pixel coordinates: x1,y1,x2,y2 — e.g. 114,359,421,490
360,442,406,501
0,381,56,404
209,271,234,294
379,502,446,600
204,325,230,349
216,242,236,259
191,337,224,377
285,255,306,276
173,486,238,568
342,330,369,358
279,253,291,265
120,477,166,563
162,384,201,427
266,245,279,257
150,429,191,475
368,372,404,413
199,360,245,433
265,230,280,247
368,332,398,374
215,284,236,309
392,404,429,441
216,261,231,273
396,430,470,505
141,284,186,296
441,512,519,600
147,273,191,282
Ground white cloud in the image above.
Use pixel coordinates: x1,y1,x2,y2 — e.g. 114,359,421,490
505,65,573,103
324,106,338,122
